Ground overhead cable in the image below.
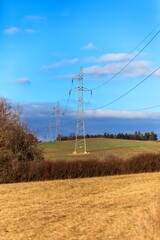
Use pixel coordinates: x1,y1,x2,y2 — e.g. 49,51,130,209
92,29,160,91
93,66,160,110
63,80,73,115
130,104,160,111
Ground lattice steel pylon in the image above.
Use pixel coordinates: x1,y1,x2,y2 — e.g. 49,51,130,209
53,102,61,141
71,67,92,154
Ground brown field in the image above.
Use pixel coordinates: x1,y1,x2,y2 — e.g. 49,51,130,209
0,172,160,240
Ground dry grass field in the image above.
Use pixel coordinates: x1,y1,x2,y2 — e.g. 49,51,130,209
0,172,160,240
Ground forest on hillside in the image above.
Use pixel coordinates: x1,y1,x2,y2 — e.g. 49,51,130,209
59,131,158,141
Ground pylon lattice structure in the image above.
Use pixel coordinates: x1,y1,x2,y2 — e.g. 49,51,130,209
53,102,61,141
71,67,92,154
47,121,53,142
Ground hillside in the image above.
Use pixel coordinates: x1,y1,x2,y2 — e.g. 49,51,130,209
41,138,160,161
0,172,160,240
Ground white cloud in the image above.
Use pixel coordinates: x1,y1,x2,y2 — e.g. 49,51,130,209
96,53,132,62
25,15,47,22
84,60,155,77
155,69,160,76
16,78,31,85
54,74,73,80
3,27,35,35
19,102,56,118
83,52,146,64
85,109,160,119
25,29,35,33
16,102,160,122
83,57,97,63
3,27,20,34
124,60,151,77
84,65,112,75
43,58,79,70
82,42,97,50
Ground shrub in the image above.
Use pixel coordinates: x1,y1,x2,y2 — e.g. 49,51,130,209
0,98,44,183
124,153,160,174
1,148,160,184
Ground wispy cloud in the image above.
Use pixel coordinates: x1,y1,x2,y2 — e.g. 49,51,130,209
82,42,97,50
21,103,158,120
16,78,31,85
54,74,73,80
3,27,21,34
83,52,143,64
42,58,79,70
84,60,154,77
3,27,35,35
155,69,160,76
19,102,56,118
96,53,132,62
124,60,152,77
16,102,160,139
25,15,47,22
25,28,35,33
85,109,160,119
84,65,112,75
19,102,160,120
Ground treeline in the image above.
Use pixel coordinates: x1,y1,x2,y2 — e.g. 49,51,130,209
97,131,157,141
60,131,158,141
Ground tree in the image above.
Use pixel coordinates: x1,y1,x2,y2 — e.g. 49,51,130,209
0,98,44,182
148,131,157,141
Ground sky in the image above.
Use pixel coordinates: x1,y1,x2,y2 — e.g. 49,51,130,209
1,0,160,139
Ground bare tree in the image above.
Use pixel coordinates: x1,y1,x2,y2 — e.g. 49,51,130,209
0,98,43,182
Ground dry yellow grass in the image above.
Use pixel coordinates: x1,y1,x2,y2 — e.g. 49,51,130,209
0,172,160,240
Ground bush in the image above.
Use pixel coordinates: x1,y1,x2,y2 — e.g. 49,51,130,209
0,152,158,183
124,153,160,174
0,98,44,182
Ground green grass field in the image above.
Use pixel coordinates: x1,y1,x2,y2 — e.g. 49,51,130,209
41,138,160,161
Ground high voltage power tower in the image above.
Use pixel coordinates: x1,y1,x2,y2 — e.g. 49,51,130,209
71,67,92,154
53,102,61,141
45,121,53,142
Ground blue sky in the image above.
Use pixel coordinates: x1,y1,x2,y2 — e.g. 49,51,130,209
1,0,160,139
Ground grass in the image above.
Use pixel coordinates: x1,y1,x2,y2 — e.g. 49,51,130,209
41,138,160,161
0,172,160,239
1,138,160,238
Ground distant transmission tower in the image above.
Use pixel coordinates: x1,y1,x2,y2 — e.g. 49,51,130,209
44,120,54,142
48,121,53,141
53,102,61,141
71,67,92,154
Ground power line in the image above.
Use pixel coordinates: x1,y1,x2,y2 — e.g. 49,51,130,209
56,24,160,119
63,81,73,115
58,24,160,133
130,104,160,112
60,81,74,135
84,93,93,111
93,66,160,110
126,22,160,56
92,29,160,91
105,104,160,114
